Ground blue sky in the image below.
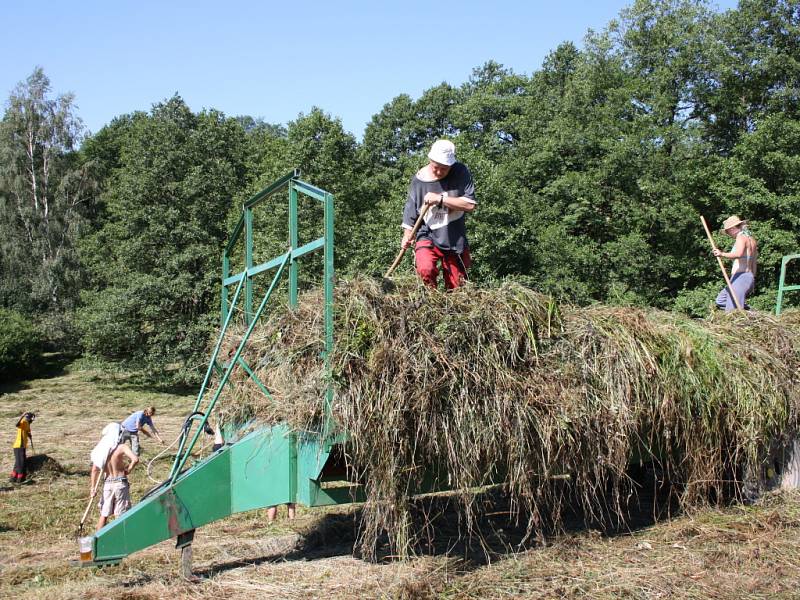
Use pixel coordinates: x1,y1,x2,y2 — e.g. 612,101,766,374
1,0,738,139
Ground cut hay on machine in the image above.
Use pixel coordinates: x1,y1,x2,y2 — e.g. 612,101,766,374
214,276,800,558
80,171,800,572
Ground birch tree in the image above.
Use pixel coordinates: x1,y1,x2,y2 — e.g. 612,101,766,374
0,67,95,320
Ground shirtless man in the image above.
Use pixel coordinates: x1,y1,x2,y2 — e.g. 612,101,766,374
713,215,758,311
94,440,139,531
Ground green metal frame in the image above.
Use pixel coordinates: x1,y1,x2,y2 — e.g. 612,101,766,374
87,171,347,565
169,170,337,482
776,254,800,316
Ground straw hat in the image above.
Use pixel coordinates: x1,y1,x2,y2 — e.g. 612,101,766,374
721,215,746,231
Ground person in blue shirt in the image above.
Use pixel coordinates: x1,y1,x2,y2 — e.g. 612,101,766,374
120,407,164,456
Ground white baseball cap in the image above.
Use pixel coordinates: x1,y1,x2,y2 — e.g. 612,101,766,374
427,139,456,166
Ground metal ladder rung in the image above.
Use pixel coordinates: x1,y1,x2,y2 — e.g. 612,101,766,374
776,253,800,315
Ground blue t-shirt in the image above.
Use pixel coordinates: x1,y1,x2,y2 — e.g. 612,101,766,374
122,410,153,433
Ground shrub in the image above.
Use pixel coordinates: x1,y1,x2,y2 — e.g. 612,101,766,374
0,308,42,379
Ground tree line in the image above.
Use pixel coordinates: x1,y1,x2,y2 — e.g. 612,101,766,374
1,0,798,383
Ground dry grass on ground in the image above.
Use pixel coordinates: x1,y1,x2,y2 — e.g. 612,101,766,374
2,361,800,599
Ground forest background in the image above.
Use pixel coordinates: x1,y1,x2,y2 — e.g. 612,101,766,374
1,0,798,384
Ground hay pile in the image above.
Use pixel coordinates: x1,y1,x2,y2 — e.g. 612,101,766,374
213,277,800,558
26,454,65,477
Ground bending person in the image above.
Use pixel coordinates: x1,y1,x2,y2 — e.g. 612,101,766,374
120,406,164,455
89,423,122,499
89,423,139,531
713,215,758,311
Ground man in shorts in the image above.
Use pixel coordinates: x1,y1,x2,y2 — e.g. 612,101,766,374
95,437,139,531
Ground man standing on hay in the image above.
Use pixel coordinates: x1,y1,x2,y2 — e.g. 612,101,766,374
400,139,477,289
713,215,758,311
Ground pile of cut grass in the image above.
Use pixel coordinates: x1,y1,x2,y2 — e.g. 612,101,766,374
213,277,800,559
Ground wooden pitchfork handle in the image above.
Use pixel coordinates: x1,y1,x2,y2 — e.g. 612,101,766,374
701,215,743,310
78,473,104,536
384,203,432,278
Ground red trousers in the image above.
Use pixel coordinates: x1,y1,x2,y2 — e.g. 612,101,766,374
414,240,471,289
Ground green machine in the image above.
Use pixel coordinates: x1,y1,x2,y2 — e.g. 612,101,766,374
83,171,362,572
776,254,800,315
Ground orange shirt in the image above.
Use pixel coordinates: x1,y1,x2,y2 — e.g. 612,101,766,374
13,420,30,449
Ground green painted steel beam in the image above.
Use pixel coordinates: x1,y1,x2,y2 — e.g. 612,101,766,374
776,253,800,316
170,252,290,482
235,357,273,400
248,254,288,279
223,239,325,286
223,272,245,287
292,179,328,202
244,169,301,209
323,192,335,440
292,238,325,260
224,215,245,255
289,182,299,308
221,253,230,328
245,207,254,324
187,275,245,420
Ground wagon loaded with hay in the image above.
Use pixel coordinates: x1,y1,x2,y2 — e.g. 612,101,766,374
83,172,800,573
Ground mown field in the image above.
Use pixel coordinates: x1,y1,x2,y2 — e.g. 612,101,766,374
2,360,800,599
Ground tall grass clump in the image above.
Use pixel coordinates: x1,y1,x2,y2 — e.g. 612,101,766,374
213,277,800,559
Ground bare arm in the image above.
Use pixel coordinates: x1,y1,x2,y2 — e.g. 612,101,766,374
423,192,476,212
714,235,747,259
401,227,415,249
142,424,164,443
90,464,101,496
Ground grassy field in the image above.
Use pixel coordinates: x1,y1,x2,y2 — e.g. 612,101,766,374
2,360,800,599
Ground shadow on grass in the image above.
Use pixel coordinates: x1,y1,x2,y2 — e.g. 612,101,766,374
0,380,29,396
0,352,75,396
84,370,197,396
193,465,682,580
37,352,75,378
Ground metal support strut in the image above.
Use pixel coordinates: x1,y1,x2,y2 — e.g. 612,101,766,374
176,529,196,581
776,254,800,315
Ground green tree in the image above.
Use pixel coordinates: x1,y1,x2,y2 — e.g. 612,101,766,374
0,68,95,333
79,96,250,382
